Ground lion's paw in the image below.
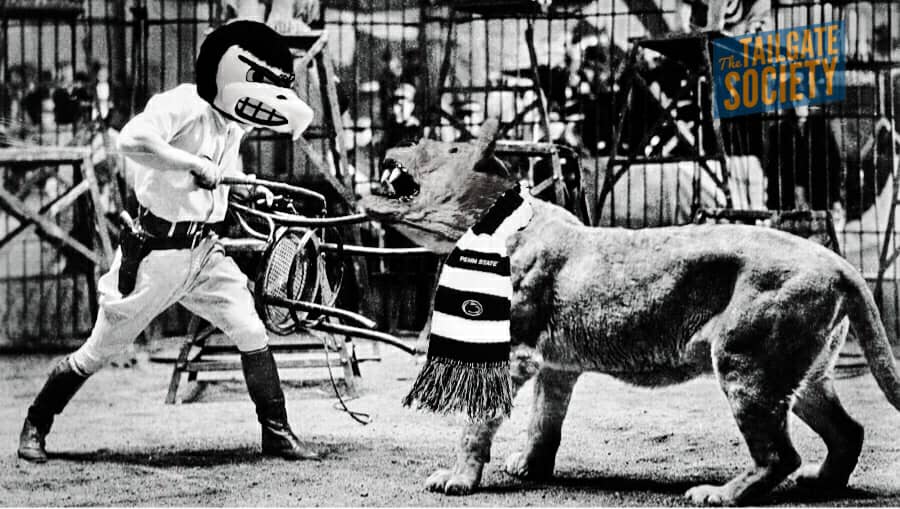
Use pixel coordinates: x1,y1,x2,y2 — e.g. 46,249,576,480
425,468,478,496
685,484,735,506
793,463,825,487
503,451,554,480
792,463,850,491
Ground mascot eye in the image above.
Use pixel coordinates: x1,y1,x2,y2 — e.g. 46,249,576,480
246,68,266,83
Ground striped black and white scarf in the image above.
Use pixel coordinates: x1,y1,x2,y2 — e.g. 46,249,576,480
403,184,533,420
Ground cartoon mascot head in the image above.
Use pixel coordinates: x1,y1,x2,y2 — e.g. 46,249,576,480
196,20,313,139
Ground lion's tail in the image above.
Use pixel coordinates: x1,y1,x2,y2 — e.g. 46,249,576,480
843,265,900,411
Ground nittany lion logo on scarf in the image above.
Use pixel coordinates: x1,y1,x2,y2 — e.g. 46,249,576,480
462,300,483,317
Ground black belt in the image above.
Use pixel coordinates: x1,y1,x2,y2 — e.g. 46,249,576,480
137,208,220,250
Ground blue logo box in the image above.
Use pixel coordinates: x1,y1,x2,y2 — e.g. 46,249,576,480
711,21,845,118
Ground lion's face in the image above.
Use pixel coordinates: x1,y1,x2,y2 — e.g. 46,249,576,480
359,119,517,254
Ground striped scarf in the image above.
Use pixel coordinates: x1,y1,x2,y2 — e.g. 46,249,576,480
403,185,534,420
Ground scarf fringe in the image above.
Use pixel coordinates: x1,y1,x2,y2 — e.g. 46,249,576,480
402,357,513,420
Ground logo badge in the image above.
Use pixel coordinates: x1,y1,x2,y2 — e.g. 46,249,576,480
711,21,845,118
462,299,483,317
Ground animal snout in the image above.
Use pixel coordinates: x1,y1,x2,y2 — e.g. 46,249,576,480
375,158,420,201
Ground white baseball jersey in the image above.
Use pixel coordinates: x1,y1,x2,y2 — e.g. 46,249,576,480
120,83,252,223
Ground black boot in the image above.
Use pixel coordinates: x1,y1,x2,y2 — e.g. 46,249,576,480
241,347,321,460
18,356,88,463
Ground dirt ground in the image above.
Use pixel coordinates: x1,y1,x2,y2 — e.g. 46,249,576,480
3,341,900,507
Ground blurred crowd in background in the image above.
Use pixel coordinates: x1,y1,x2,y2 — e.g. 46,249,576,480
1,0,898,221
1,58,126,146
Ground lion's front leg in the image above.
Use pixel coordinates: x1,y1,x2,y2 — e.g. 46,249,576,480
426,348,538,495
504,366,581,480
425,416,504,495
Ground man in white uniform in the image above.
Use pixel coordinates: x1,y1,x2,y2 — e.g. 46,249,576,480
18,20,320,462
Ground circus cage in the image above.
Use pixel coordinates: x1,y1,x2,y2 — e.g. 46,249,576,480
0,0,898,353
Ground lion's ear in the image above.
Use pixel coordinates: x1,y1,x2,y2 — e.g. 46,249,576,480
473,154,510,178
476,118,501,157
471,118,508,177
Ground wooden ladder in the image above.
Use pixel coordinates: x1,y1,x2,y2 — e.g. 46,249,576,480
598,31,733,224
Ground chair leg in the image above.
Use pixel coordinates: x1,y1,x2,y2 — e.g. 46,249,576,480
165,336,195,404
165,318,212,404
340,335,359,398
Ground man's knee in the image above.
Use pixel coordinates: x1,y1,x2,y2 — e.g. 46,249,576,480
69,347,108,376
70,308,146,374
230,320,269,352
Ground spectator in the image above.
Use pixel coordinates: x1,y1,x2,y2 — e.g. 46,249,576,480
399,49,426,114
73,71,93,124
89,60,127,129
22,69,55,135
765,105,843,214
380,50,424,149
21,66,44,127
542,25,619,154
1,65,28,135
52,62,79,125
91,62,112,122
378,50,403,125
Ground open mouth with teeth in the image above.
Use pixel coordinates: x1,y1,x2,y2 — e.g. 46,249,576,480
235,97,288,126
373,158,420,201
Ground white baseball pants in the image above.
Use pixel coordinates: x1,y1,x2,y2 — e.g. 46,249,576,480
69,234,268,375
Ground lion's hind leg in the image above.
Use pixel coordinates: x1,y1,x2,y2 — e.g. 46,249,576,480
686,365,803,506
685,273,861,505
791,376,864,491
686,294,817,505
790,318,863,492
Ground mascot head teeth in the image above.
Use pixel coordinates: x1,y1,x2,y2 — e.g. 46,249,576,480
235,97,288,126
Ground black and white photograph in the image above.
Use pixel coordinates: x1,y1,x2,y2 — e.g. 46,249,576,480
1,0,899,506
